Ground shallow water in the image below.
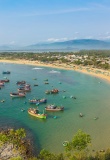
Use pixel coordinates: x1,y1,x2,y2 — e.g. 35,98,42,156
0,63,110,153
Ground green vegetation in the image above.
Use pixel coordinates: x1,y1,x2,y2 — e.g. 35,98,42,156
0,128,33,159
10,157,23,160
1,129,110,160
0,50,110,70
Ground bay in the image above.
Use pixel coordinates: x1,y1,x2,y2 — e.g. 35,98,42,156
0,62,110,153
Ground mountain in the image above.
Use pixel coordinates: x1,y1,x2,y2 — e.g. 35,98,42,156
0,39,110,51
0,45,21,51
25,39,110,51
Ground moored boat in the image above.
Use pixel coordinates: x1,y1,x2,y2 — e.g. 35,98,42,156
44,82,49,84
45,89,59,94
45,90,51,94
10,92,26,97
0,79,10,82
16,81,26,85
62,141,69,147
0,82,5,86
45,104,64,111
2,71,11,74
28,108,47,119
18,87,31,92
79,113,83,117
51,89,59,94
29,98,47,104
34,84,38,86
18,84,31,89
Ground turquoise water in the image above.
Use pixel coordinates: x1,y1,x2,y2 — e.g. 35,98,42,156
0,63,110,153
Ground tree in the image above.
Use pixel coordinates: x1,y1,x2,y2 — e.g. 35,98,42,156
10,157,23,160
65,130,91,160
38,149,64,160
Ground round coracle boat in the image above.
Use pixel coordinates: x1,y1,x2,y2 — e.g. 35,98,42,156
62,141,69,147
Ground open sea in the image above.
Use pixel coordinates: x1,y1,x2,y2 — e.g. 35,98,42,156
0,62,110,154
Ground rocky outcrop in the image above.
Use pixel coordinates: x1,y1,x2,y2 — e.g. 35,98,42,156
0,143,23,160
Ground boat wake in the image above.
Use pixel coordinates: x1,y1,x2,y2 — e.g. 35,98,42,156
32,67,44,70
49,70,60,74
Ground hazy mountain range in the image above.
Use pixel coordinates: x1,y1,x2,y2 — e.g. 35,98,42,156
0,39,110,51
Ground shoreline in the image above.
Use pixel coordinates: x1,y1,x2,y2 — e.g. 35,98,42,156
0,59,110,83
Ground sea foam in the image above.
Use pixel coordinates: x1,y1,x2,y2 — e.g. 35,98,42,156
32,67,44,70
49,70,60,74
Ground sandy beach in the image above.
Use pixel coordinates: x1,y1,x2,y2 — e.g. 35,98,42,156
0,59,110,83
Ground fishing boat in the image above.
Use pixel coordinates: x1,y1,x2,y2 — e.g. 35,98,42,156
51,89,59,94
0,79,10,82
45,90,51,94
45,104,64,111
45,89,59,94
2,71,11,74
34,84,38,86
28,108,47,119
18,87,31,92
29,98,47,104
44,82,49,84
18,84,31,89
10,92,26,97
79,113,83,117
16,81,26,85
0,82,5,86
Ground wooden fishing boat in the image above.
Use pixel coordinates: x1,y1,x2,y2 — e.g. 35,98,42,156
16,81,26,85
44,82,49,84
18,87,31,92
2,71,10,74
51,89,59,94
45,89,59,94
28,108,47,119
45,90,51,94
45,104,64,111
29,98,47,104
18,84,31,89
0,82,5,86
34,84,38,86
10,92,26,97
0,79,10,82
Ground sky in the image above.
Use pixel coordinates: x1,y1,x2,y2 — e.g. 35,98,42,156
0,0,110,46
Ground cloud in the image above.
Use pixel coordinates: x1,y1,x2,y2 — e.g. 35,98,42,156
16,3,110,18
96,32,110,40
84,36,94,39
105,32,110,35
47,38,68,42
89,2,110,11
9,41,15,45
14,7,90,17
104,35,110,39
74,32,79,35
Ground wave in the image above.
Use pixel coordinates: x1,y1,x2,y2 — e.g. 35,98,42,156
49,70,61,74
32,67,44,70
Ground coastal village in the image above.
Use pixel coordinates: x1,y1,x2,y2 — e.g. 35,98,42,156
0,51,109,81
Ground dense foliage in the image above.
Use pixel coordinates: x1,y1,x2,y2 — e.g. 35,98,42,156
0,50,110,70
0,128,33,159
1,129,110,160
